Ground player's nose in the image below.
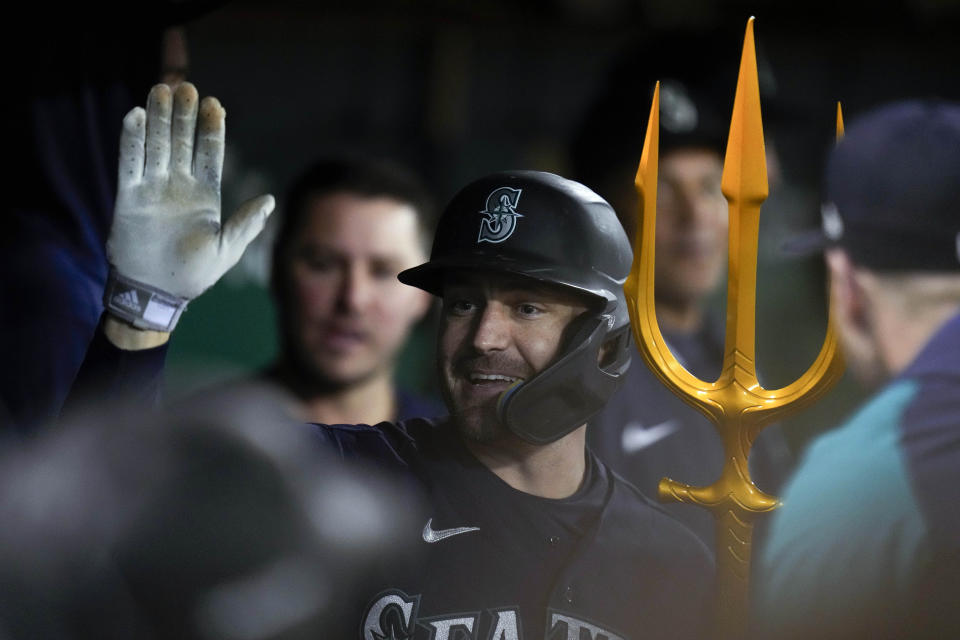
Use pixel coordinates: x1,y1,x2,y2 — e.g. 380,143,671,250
471,303,511,353
666,185,699,225
338,263,375,312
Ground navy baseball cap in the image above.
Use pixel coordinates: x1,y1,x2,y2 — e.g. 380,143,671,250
786,100,960,271
570,27,784,192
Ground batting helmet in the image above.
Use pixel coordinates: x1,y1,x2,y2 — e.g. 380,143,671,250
399,170,633,444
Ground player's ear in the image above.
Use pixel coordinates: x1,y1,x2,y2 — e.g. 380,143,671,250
826,248,870,333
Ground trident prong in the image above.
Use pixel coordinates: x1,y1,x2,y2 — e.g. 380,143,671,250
626,17,845,637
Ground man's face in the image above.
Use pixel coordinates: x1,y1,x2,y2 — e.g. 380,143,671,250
653,148,728,308
438,274,590,443
279,192,429,389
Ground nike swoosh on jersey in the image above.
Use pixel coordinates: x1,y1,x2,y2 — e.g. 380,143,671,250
621,419,680,453
422,518,480,543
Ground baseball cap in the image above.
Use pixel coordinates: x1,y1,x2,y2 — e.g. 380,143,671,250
570,27,783,191
785,100,960,271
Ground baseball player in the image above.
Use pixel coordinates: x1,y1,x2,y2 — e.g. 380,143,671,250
82,83,714,640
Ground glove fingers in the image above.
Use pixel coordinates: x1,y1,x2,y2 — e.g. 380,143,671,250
143,84,173,180
194,97,226,190
170,82,199,175
117,107,146,190
221,194,276,264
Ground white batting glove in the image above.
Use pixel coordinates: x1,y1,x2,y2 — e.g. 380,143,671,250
104,83,275,331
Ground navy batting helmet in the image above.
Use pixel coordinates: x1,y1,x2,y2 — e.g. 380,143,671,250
399,170,633,444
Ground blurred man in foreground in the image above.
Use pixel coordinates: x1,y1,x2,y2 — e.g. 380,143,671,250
0,388,421,639
754,100,960,640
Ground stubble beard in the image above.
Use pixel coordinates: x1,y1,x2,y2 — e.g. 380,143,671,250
455,404,507,443
440,382,508,444
440,350,532,445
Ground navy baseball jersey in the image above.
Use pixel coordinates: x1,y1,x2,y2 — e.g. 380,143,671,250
308,419,714,640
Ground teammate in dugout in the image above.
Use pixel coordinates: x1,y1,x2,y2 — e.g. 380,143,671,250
752,100,960,640
82,82,714,639
571,33,793,549
263,156,444,425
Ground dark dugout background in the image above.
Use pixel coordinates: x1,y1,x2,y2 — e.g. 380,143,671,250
12,0,960,450
173,0,960,451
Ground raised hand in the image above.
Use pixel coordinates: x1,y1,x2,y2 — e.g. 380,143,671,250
105,83,274,332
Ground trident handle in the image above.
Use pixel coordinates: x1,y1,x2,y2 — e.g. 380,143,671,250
625,18,845,639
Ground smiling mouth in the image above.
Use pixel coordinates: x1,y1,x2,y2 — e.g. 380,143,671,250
468,373,523,384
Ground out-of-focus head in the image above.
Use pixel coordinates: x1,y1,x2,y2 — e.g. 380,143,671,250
571,29,781,315
272,157,435,393
0,388,422,639
399,171,633,445
796,100,960,383
654,143,728,312
815,100,960,274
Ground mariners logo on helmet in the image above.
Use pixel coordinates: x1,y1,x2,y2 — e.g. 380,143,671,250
478,187,523,244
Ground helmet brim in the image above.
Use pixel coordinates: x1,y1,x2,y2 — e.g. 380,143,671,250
398,254,619,310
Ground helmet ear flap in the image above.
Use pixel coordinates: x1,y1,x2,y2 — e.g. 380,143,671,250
558,309,605,358
560,308,632,375
599,323,633,373
497,312,632,445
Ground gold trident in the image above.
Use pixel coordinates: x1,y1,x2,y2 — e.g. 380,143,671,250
624,17,845,637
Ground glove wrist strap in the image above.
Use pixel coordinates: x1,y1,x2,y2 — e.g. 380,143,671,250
104,271,188,332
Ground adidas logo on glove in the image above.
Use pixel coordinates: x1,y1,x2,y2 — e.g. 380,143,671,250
113,289,142,313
